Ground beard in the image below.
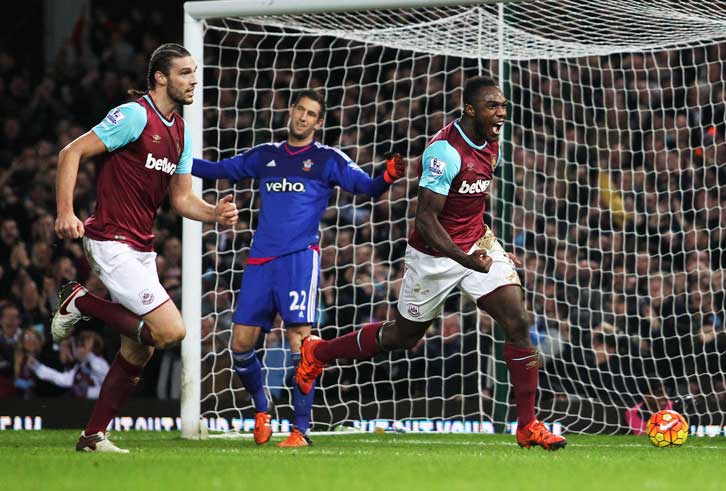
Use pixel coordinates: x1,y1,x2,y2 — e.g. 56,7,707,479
167,84,191,106
474,116,497,143
288,124,315,141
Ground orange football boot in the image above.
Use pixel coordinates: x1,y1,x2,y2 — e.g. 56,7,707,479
516,419,567,451
253,412,272,445
295,335,326,395
277,429,312,448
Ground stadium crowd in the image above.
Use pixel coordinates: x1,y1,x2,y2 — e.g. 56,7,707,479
1,5,724,427
0,4,185,399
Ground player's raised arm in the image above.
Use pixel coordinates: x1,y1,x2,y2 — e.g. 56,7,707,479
55,131,107,239
191,153,255,182
329,151,406,197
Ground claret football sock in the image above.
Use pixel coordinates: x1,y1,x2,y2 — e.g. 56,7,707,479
76,294,153,345
314,322,383,362
232,350,269,412
504,343,539,428
85,353,144,435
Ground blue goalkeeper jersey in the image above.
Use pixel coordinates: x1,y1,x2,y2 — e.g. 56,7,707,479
192,141,390,258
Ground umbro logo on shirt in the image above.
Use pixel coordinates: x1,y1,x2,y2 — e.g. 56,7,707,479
266,160,277,167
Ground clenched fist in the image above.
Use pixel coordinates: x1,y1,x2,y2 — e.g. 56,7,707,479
55,212,85,239
215,195,239,226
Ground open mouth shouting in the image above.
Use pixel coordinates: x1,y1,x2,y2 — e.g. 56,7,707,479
492,121,504,137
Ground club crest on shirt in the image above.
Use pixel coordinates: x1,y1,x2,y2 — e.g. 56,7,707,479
429,157,445,177
491,155,498,169
302,159,314,171
139,289,155,306
176,142,181,155
152,134,161,143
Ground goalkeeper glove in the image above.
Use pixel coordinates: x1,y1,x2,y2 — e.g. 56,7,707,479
383,152,405,184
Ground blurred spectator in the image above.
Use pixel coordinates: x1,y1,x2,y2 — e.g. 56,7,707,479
14,327,44,399
0,302,21,398
29,331,109,399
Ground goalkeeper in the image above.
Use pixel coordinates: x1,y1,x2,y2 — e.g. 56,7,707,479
192,89,406,447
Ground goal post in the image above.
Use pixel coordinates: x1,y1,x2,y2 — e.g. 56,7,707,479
180,9,205,440
182,0,726,439
180,0,512,440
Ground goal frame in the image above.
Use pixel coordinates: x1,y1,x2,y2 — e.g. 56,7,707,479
182,0,529,439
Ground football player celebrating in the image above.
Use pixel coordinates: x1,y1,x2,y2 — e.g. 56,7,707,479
296,77,567,451
53,43,238,452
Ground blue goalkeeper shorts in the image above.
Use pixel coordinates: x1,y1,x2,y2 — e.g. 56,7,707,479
232,247,320,332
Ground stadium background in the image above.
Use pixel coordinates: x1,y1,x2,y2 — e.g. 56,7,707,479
1,0,725,434
0,0,186,409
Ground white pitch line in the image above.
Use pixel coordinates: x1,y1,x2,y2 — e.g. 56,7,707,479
209,430,365,439
208,433,726,450
344,438,726,450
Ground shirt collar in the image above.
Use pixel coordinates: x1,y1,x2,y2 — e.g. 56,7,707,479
453,119,487,150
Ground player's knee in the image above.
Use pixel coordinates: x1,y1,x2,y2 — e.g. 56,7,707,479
382,319,426,351
502,312,530,345
155,324,186,349
231,336,255,353
399,336,420,350
389,331,419,350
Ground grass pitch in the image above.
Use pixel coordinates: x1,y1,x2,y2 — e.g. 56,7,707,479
3,430,726,491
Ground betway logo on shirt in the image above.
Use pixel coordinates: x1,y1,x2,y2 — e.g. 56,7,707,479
145,153,177,175
457,179,491,194
265,178,306,193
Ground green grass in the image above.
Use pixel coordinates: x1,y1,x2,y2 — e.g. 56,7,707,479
2,431,726,491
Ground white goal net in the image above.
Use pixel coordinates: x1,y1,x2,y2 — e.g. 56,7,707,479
184,0,726,435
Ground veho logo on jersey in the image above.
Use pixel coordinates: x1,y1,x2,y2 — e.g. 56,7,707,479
265,178,306,193
457,179,491,194
145,153,177,175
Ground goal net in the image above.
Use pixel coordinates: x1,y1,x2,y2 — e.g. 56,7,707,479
183,0,726,436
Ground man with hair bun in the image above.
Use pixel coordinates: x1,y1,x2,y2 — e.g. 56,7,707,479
52,43,239,453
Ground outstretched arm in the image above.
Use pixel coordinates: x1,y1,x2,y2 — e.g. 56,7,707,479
169,173,239,226
192,155,249,181
55,131,107,239
30,358,75,388
334,153,406,197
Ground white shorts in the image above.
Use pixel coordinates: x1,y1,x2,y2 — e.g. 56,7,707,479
83,237,169,316
397,228,521,322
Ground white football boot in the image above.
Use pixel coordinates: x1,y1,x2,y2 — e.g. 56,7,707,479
51,281,89,342
76,432,130,453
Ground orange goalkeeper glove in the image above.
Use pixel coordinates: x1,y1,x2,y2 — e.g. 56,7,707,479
383,152,405,184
